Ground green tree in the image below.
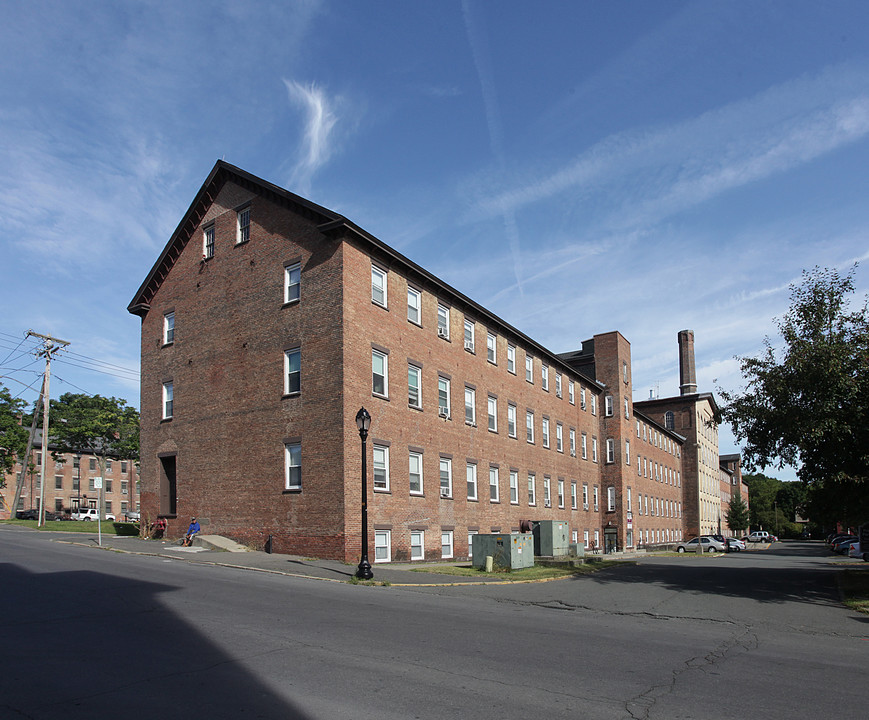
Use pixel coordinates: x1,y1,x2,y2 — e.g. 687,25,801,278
49,393,139,500
725,494,750,535
0,383,29,481
720,266,869,527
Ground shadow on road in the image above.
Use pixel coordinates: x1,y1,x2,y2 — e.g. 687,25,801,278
575,542,847,608
0,563,311,720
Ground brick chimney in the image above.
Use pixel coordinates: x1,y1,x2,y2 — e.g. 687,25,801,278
678,330,697,396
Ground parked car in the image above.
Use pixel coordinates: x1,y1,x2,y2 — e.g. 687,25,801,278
125,511,140,522
676,536,727,553
832,536,858,554
847,542,862,559
15,509,59,521
746,531,771,543
70,508,100,521
726,537,746,552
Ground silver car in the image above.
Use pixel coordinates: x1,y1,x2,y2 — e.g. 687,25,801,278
676,536,727,553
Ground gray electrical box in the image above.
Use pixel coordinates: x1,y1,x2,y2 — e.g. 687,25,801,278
472,533,534,570
533,520,570,556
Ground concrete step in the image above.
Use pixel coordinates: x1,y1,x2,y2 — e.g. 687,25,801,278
193,535,250,553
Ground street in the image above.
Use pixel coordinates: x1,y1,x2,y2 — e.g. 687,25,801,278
1,527,866,720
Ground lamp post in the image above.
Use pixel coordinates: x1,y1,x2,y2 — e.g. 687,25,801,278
355,407,373,580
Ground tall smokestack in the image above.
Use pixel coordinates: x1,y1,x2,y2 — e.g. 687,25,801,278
678,330,697,396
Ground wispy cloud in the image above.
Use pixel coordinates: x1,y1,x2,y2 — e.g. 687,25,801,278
283,80,338,195
472,62,869,232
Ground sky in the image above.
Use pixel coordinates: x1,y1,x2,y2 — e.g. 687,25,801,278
2,1,869,481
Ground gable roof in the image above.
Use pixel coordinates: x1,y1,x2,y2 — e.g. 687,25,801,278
126,161,604,392
127,160,341,317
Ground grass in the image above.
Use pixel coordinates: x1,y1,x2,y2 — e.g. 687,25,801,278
841,567,869,614
409,560,627,581
0,518,140,535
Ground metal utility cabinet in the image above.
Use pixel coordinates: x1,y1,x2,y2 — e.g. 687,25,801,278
472,533,534,570
533,520,569,556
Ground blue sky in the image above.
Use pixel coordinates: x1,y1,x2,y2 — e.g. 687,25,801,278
2,1,869,479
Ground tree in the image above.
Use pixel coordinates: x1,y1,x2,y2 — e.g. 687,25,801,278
725,494,749,535
720,265,869,526
49,394,139,514
0,383,29,481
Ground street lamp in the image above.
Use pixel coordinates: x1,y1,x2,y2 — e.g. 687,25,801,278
355,407,373,580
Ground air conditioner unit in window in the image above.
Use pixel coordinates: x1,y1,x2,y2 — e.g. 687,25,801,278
544,501,551,508
437,327,449,339
438,407,450,418
583,503,589,510
464,340,474,351
440,488,450,498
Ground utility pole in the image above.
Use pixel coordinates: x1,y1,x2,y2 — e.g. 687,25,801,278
26,331,69,528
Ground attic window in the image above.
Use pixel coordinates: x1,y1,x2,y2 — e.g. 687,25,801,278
237,206,250,244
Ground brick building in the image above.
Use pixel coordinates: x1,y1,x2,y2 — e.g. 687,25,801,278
129,161,695,562
1,440,140,520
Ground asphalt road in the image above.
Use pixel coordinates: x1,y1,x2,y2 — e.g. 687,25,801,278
1,528,866,720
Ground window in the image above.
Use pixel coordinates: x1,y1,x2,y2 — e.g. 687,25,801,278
162,382,173,420
487,395,497,432
526,410,534,443
507,344,516,374
555,373,562,398
55,475,63,490
437,304,450,338
408,365,421,408
373,445,389,491
571,481,577,510
557,479,564,509
543,477,551,507
528,474,536,505
409,451,423,495
582,483,589,509
203,225,214,259
285,442,301,490
624,397,630,419
569,380,575,405
665,411,675,430
284,349,300,395
593,486,599,511
371,265,387,307
89,457,95,471
569,428,576,457
439,457,452,497
465,387,476,425
236,206,250,244
638,493,643,515
407,286,421,324
468,530,478,559
411,531,424,561
284,262,301,303
581,432,588,459
121,481,128,495
606,438,615,463
487,332,497,363
438,376,450,417
556,422,563,453
489,466,499,502
592,436,598,463
623,360,629,384
163,312,175,345
542,417,550,448
372,349,388,396
509,470,519,504
580,387,587,410
507,403,517,438
584,530,589,549
607,486,616,512
466,462,478,500
625,439,631,466
464,319,475,352
541,364,549,391
591,395,597,415
605,395,614,417
375,530,391,563
525,355,533,382
441,530,454,559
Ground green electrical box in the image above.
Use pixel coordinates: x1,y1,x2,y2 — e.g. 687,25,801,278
472,533,535,570
533,520,570,556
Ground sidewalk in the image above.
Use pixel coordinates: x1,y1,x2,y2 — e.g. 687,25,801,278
56,532,519,586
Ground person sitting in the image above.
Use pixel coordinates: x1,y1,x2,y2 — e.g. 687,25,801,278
150,516,167,539
182,517,201,547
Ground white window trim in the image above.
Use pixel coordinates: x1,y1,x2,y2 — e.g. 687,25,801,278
439,457,452,498
466,462,478,501
465,387,476,426
487,395,497,432
409,451,423,495
372,349,388,398
375,529,391,563
373,444,390,492
284,348,301,395
284,262,301,304
236,206,250,244
408,364,422,409
163,312,175,345
489,466,499,503
407,286,421,324
438,376,451,418
285,442,301,490
162,382,173,420
371,264,387,307
410,530,425,561
441,530,454,559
